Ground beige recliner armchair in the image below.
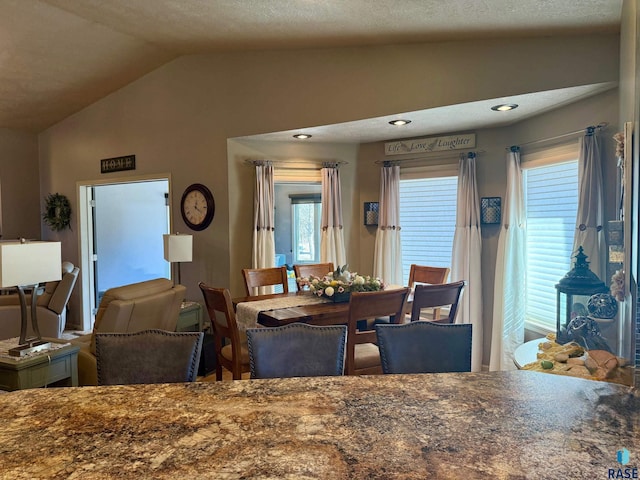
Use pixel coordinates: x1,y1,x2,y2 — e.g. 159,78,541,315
69,278,186,386
0,262,79,340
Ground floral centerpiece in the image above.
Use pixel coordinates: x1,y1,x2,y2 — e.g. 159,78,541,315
297,265,384,302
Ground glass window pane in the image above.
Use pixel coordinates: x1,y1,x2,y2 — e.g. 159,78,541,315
399,176,458,286
523,160,579,330
292,202,321,264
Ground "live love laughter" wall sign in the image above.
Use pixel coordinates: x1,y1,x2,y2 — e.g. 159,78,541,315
385,133,475,156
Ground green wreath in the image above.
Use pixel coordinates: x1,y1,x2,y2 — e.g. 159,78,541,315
43,193,72,231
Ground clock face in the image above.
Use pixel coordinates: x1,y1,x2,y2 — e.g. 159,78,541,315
183,190,207,224
181,184,214,231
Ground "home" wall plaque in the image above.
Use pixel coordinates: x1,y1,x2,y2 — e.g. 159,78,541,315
101,155,136,173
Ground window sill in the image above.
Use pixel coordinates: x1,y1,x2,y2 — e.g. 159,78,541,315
524,321,554,339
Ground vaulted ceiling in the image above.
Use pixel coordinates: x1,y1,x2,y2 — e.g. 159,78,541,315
1,0,623,140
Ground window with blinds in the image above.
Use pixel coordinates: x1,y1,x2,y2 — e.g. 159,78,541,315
522,144,579,332
399,175,458,286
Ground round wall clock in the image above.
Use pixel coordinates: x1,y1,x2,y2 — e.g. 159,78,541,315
180,183,215,231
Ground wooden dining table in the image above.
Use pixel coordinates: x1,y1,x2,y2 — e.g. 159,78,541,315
233,292,351,327
233,288,412,328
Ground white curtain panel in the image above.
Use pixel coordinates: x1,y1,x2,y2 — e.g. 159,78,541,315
320,166,346,267
252,163,276,293
573,129,604,280
373,164,403,285
450,153,483,372
489,149,527,371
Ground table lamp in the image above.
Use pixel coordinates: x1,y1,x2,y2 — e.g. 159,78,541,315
0,240,62,357
163,233,192,286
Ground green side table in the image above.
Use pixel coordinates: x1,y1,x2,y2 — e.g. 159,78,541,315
176,302,204,332
0,343,79,391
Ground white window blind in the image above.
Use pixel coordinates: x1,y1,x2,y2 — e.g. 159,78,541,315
399,175,458,286
273,166,321,183
522,154,579,331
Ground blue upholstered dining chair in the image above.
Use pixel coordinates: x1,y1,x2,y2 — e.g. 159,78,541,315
95,329,203,385
375,321,472,374
246,323,347,378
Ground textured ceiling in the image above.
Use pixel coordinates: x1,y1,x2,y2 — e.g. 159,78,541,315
235,82,618,144
0,0,623,136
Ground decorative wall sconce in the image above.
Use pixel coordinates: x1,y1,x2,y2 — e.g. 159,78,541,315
480,197,501,225
363,202,379,226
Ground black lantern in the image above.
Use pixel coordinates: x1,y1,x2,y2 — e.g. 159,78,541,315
555,246,609,343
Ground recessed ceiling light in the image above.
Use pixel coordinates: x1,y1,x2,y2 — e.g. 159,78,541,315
491,104,518,112
389,119,411,126
293,134,312,139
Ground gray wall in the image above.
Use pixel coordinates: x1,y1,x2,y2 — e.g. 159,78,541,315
0,128,40,240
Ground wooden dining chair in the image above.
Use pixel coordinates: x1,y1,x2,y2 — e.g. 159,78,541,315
199,282,250,380
345,288,409,375
95,329,204,385
408,264,450,287
376,321,472,374
246,323,347,378
293,263,334,291
408,264,451,320
374,264,451,326
410,280,466,324
242,266,289,296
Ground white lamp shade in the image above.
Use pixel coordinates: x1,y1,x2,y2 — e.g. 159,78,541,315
163,234,193,263
0,241,62,288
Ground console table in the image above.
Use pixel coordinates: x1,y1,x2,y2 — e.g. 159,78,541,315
0,342,79,391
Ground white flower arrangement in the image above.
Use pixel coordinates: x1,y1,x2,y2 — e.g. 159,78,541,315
297,265,384,298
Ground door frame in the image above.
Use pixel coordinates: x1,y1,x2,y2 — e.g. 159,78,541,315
76,173,173,331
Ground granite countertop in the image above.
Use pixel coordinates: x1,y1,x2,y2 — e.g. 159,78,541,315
0,371,637,479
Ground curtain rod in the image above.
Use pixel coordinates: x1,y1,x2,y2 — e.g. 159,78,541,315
509,122,608,150
244,159,347,169
374,150,484,165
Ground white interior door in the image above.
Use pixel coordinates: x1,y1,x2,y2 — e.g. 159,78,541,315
78,177,170,331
